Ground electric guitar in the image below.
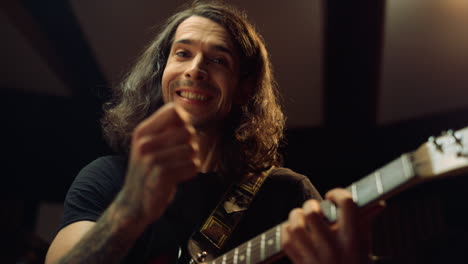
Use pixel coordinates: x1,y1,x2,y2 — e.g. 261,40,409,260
185,126,468,264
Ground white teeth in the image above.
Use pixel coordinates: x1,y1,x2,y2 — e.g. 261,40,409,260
180,91,208,101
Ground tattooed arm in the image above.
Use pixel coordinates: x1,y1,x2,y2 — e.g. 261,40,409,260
45,195,145,264
46,104,200,264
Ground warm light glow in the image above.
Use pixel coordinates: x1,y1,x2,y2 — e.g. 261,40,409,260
378,0,468,125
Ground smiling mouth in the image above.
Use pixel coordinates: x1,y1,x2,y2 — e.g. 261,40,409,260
177,91,209,101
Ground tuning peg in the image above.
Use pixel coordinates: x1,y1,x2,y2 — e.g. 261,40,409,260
447,129,463,146
428,136,443,152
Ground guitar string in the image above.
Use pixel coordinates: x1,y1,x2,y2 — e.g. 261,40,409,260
211,231,280,263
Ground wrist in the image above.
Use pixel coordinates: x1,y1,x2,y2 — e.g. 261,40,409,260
110,192,150,233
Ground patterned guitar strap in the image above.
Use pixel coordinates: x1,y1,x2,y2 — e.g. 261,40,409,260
187,167,274,263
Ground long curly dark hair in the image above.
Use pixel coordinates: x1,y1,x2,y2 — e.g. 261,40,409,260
101,0,285,178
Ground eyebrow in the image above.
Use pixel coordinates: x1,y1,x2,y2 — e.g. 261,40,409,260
174,38,234,56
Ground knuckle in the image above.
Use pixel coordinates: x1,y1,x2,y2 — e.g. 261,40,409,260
304,207,321,220
132,124,144,139
132,136,151,157
290,224,305,235
303,200,321,219
302,199,314,208
288,219,306,235
143,152,158,166
288,208,302,219
136,137,150,151
325,188,341,198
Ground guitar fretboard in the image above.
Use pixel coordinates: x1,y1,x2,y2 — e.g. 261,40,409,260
209,153,419,264
210,224,282,264
322,153,417,222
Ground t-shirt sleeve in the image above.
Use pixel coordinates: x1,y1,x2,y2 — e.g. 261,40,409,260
59,156,126,230
269,167,323,209
297,174,323,202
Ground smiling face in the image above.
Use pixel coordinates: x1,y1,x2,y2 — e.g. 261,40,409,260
161,16,242,130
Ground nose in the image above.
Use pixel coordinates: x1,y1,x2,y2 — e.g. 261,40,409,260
184,55,207,81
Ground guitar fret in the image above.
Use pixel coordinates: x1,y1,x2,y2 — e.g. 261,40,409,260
401,154,412,178
275,225,281,252
239,250,246,264
234,248,239,264
249,239,258,263
320,200,338,222
260,233,265,261
381,155,414,193
375,172,383,194
246,241,251,264
351,184,358,203
264,227,276,259
331,202,336,220
236,244,246,264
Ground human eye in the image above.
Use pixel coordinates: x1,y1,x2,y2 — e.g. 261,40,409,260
175,50,189,57
211,57,226,65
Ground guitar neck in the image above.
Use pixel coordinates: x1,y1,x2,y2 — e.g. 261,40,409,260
321,153,419,222
209,153,422,264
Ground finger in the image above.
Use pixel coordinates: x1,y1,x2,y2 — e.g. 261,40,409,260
136,127,197,155
325,188,358,241
146,144,197,166
173,103,193,124
282,209,317,259
303,199,337,260
135,102,192,137
281,223,309,264
287,208,314,254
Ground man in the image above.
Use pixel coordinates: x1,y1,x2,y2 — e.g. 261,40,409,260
46,1,380,263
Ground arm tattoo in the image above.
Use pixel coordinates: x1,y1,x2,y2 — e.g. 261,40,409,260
56,201,143,264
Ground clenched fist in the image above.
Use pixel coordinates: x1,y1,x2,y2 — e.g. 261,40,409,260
116,102,201,226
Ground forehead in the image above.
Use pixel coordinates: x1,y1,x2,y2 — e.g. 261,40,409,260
173,16,235,50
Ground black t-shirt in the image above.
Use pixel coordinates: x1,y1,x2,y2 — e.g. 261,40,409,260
60,156,322,263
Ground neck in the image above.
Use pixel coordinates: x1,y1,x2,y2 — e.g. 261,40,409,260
196,127,221,173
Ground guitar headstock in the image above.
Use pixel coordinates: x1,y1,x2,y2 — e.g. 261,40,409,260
413,126,468,179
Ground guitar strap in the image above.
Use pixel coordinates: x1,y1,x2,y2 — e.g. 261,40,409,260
187,167,273,263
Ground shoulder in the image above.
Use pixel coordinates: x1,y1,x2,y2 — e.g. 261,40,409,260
75,155,127,184
70,155,127,191
72,155,127,195
80,155,127,173
268,167,309,182
60,156,127,228
265,167,323,201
